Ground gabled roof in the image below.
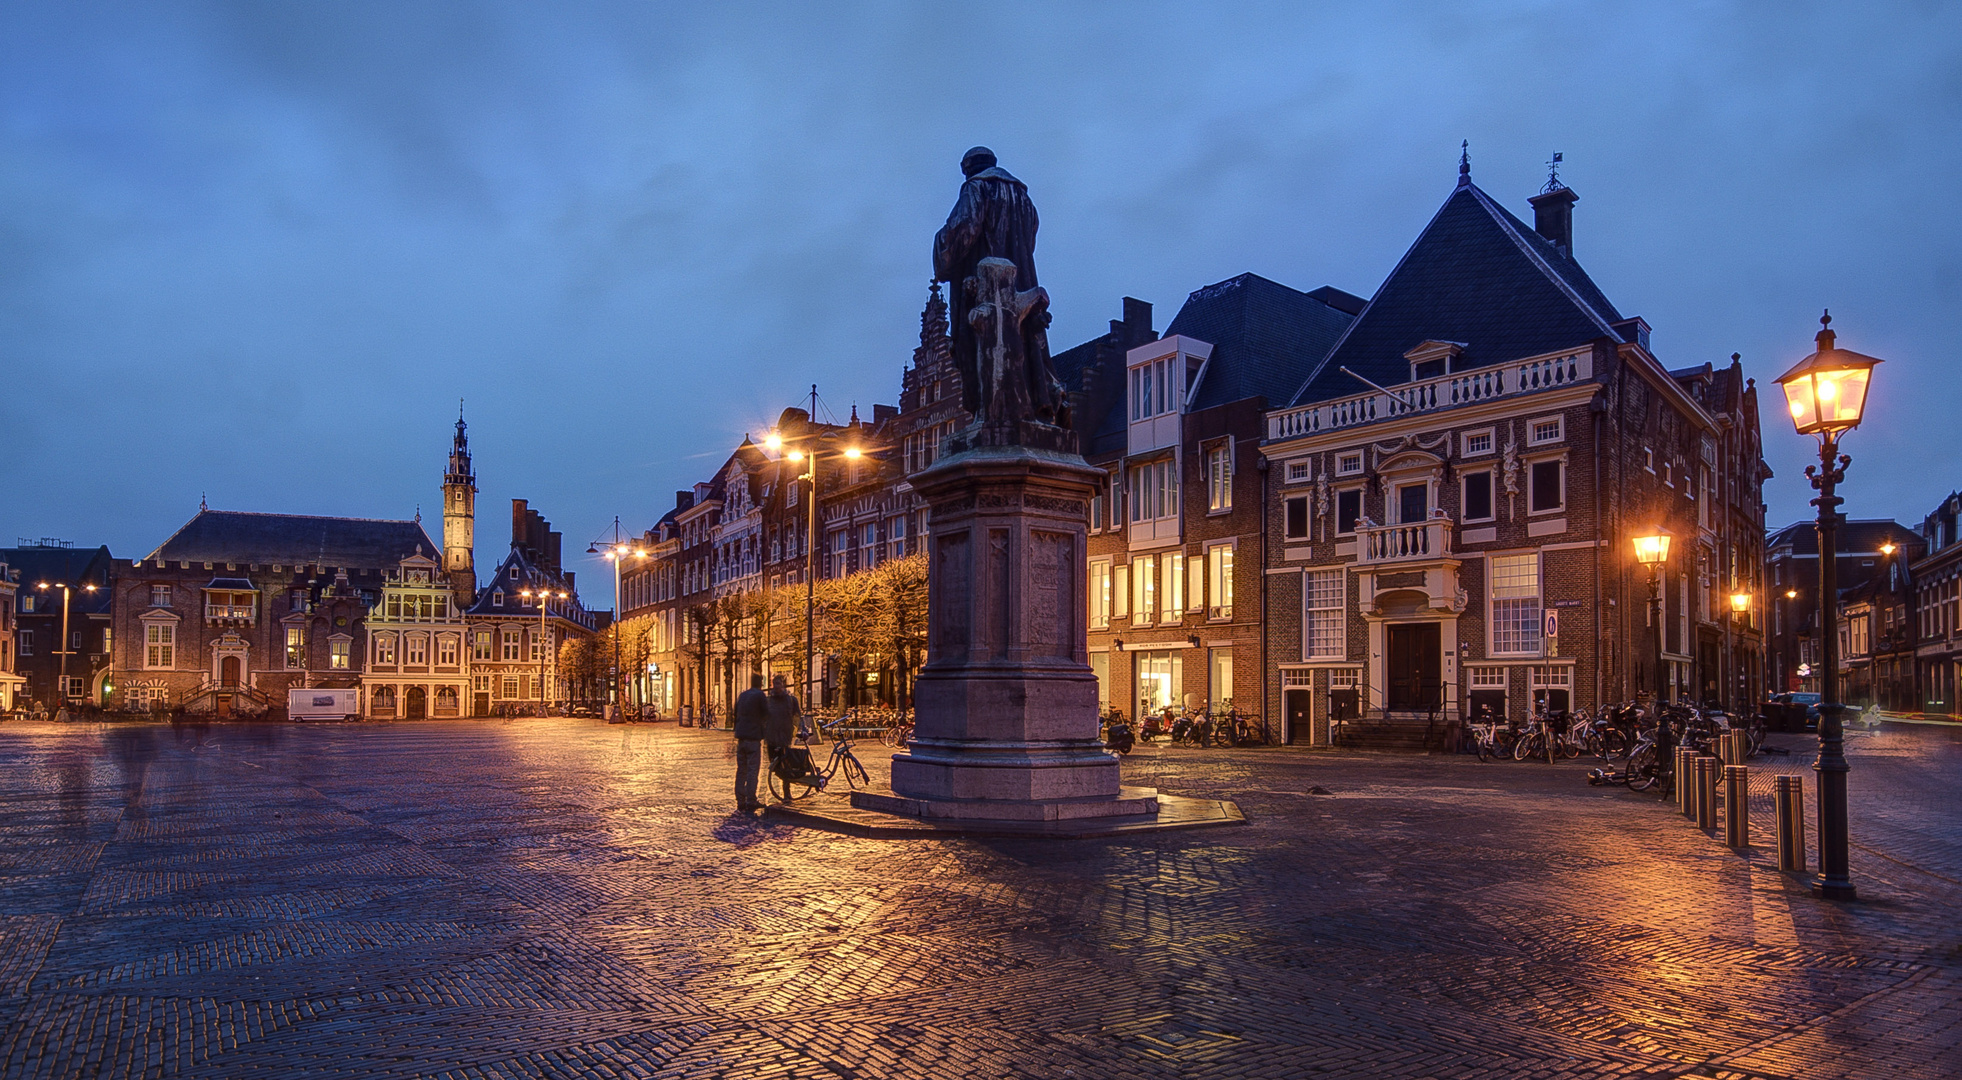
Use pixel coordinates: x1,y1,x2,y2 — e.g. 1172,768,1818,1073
0,545,115,614
463,545,588,621
1289,180,1623,408
1164,273,1358,412
145,510,437,569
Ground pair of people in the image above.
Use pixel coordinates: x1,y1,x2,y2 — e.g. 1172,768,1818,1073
732,674,801,814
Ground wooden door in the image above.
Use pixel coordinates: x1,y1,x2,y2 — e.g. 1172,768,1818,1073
220,655,241,687
1285,689,1313,744
1386,624,1441,710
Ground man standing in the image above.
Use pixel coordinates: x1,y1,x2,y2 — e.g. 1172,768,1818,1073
732,674,768,814
764,673,801,758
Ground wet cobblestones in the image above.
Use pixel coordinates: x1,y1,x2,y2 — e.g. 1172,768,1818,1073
0,718,1955,1079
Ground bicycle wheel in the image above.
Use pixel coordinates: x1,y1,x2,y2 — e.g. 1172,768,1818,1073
1558,735,1581,760
1512,733,1537,761
1624,746,1660,791
840,751,870,790
768,765,795,802
1472,733,1489,762
880,725,900,748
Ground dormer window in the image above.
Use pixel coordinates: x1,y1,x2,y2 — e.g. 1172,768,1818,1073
1404,340,1466,383
492,590,504,607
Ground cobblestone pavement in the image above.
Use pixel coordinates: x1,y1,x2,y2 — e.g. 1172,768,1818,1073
0,717,1955,1079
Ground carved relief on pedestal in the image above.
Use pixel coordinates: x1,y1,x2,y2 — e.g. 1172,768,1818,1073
933,532,970,659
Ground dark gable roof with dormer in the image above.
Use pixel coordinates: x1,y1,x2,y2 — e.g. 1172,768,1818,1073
1289,181,1624,408
1166,273,1359,413
0,545,116,614
145,510,437,570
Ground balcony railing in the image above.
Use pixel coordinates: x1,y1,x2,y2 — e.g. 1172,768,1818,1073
204,605,255,624
1268,349,1592,440
1356,520,1453,565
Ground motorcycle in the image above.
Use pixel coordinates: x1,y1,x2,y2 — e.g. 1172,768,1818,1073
1104,716,1136,755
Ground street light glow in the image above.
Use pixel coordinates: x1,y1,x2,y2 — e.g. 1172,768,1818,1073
1881,541,1896,556
765,433,782,450
845,447,862,459
1631,528,1671,566
787,451,805,462
1729,592,1751,613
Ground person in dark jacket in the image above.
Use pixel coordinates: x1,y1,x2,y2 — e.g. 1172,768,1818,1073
732,674,768,813
763,674,800,754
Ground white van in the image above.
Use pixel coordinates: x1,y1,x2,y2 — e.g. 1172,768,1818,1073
287,688,359,723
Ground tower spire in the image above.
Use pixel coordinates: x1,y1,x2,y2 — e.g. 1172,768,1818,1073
442,409,478,603
1458,140,1471,187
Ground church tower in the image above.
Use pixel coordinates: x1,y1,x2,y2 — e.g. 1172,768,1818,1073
443,405,477,601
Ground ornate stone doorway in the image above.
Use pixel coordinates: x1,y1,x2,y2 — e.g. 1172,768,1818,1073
404,686,427,720
1386,623,1441,711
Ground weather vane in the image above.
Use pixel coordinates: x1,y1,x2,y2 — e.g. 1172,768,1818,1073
1541,152,1564,194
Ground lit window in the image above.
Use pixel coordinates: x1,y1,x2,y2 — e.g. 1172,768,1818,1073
329,639,351,670
1164,553,1186,621
1206,545,1234,620
375,633,397,665
1089,560,1112,629
1206,444,1233,512
1132,555,1156,621
144,623,173,668
472,630,493,661
286,627,305,669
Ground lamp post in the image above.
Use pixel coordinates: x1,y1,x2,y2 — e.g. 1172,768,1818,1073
767,416,861,714
1775,310,1882,903
1728,591,1752,713
1632,527,1672,705
35,581,96,707
520,588,567,712
589,520,647,719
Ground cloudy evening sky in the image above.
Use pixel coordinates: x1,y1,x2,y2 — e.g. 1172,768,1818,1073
3,2,1958,607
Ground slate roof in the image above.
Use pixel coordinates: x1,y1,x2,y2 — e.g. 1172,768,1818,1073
1165,274,1359,413
463,546,591,623
145,511,437,570
1288,180,1624,408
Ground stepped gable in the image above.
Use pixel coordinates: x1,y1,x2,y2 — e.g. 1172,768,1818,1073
1288,181,1624,408
145,510,437,570
1165,273,1359,411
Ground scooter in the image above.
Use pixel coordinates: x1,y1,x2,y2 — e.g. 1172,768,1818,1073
1104,716,1136,755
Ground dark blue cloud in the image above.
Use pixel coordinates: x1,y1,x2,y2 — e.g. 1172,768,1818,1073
3,1,1958,607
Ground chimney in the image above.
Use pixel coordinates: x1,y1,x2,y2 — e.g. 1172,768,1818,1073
511,499,529,548
1122,297,1154,347
1528,186,1578,256
676,490,694,511
546,530,562,575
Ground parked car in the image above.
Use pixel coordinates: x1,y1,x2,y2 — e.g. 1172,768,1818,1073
1764,692,1822,732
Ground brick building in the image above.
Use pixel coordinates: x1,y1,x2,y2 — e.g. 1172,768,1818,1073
1258,161,1768,743
0,555,20,711
1765,517,1913,700
1911,492,1961,716
112,510,433,717
460,500,598,715
361,551,471,719
2,541,115,710
1083,280,1358,729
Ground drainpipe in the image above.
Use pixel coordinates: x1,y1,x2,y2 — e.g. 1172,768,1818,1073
1592,386,1608,708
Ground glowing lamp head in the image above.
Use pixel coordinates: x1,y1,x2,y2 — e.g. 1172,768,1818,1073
1880,541,1896,556
1775,312,1881,437
787,450,805,462
844,447,862,459
1786,588,1798,600
1631,528,1672,567
765,433,783,451
1729,592,1751,613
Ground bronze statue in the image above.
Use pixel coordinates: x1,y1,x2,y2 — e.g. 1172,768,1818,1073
932,147,1068,432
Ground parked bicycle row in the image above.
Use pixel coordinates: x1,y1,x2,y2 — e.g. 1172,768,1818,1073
1098,704,1265,754
1457,700,1769,775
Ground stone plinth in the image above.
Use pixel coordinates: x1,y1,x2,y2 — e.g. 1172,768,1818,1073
850,439,1153,825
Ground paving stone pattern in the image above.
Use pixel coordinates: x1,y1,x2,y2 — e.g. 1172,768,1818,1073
0,718,1955,1079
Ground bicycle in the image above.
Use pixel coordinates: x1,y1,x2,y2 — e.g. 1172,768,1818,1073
768,728,871,801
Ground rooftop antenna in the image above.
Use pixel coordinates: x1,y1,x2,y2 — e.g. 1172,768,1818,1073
1541,152,1565,194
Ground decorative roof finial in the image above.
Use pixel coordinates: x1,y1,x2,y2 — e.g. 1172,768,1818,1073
1458,140,1470,187
1816,309,1835,351
1541,151,1564,194
200,492,208,512
415,506,422,525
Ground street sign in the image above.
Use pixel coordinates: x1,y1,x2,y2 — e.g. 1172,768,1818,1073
1550,599,1583,609
1544,610,1559,638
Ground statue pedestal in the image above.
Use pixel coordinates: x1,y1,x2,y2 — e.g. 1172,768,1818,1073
849,440,1156,825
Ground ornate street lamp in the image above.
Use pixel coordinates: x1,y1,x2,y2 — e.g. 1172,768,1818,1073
1632,527,1671,705
1775,310,1882,902
35,581,96,707
777,435,860,714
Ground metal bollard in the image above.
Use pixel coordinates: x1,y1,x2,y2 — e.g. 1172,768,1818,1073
1695,756,1718,830
1677,747,1697,816
1774,774,1806,872
1724,765,1748,848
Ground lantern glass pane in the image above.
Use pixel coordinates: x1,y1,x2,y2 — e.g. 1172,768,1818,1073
1781,375,1819,434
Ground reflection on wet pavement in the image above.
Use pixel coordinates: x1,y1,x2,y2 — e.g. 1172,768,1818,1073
0,718,1954,1078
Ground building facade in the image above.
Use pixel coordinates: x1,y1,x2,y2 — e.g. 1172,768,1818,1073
1910,492,1961,717
0,556,19,711
1257,164,1768,743
1765,517,1912,701
1,542,116,711
460,500,597,715
361,551,470,719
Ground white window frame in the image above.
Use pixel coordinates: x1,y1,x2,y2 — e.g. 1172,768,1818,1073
1527,414,1564,447
1285,459,1311,483
1303,569,1344,660
1089,559,1113,629
1205,443,1233,513
1336,452,1364,477
1527,455,1566,516
1132,554,1156,622
1489,553,1544,656
1205,543,1235,621
285,626,306,669
329,637,351,670
1164,553,1186,622
1128,458,1180,524
142,620,175,669
1461,428,1494,457
1460,468,1496,524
